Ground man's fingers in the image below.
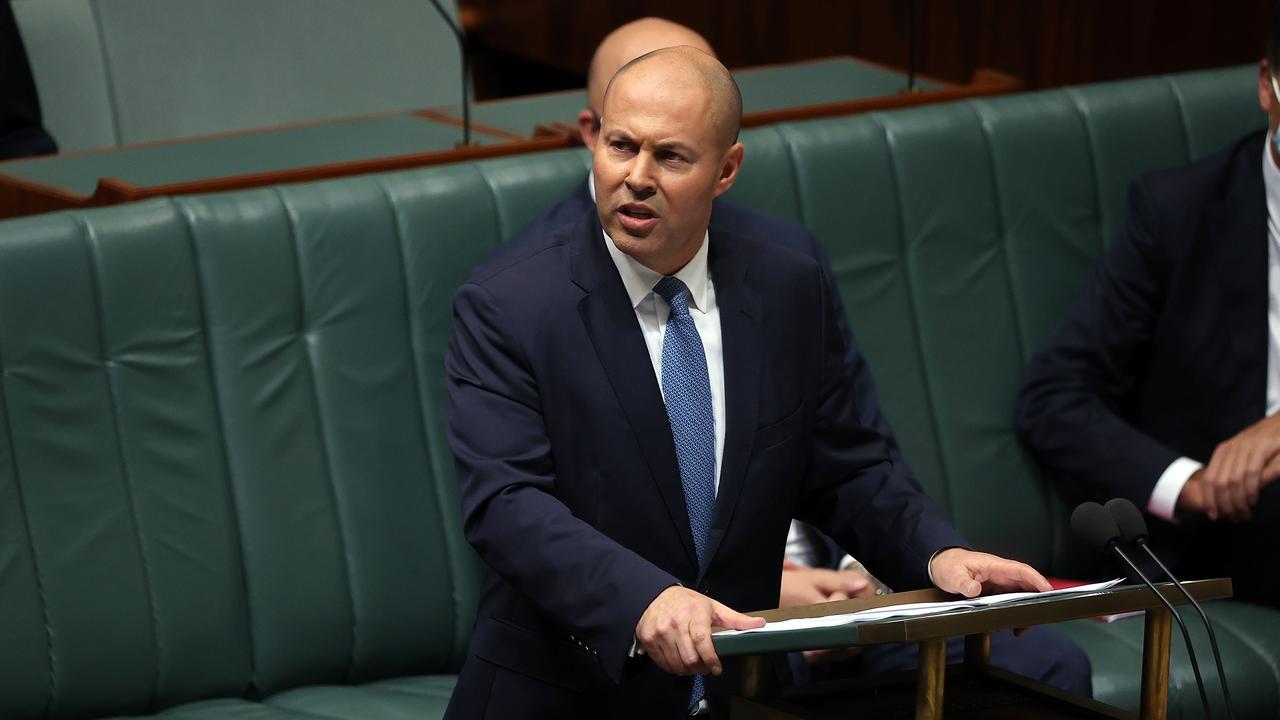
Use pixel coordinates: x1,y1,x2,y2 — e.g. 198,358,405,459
674,626,708,676
1262,454,1280,485
1014,563,1053,593
713,602,766,631
826,590,850,602
814,570,869,598
689,620,722,676
1243,444,1266,506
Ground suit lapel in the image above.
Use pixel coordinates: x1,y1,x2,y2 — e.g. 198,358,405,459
700,228,762,576
1209,140,1269,425
570,214,699,570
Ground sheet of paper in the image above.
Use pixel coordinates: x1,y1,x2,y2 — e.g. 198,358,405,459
715,578,1125,636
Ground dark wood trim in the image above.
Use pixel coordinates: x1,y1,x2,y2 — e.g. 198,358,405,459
412,109,530,141
740,68,1022,128
83,134,575,205
0,173,89,219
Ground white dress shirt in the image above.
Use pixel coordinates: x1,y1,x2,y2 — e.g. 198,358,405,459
1146,140,1280,521
603,230,726,493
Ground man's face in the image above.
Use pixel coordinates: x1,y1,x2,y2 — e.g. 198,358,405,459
593,69,742,275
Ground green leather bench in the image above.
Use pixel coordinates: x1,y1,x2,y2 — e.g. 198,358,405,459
0,64,1275,719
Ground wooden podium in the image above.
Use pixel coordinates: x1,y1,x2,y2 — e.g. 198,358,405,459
713,579,1232,720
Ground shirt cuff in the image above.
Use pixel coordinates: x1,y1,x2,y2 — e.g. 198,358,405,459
837,553,858,571
926,546,963,587
1147,456,1202,523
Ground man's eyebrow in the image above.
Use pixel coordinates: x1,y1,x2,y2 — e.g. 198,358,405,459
655,141,697,156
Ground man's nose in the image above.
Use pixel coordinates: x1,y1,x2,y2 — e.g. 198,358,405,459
624,153,657,195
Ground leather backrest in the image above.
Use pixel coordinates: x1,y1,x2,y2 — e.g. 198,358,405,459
0,164,534,717
12,0,463,151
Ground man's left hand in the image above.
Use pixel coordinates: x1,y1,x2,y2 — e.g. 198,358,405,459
929,548,1051,598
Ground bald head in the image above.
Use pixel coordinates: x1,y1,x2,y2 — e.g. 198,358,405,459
587,17,714,116
603,46,742,152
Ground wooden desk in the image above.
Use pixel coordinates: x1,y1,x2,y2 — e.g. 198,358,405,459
0,112,571,219
717,579,1232,720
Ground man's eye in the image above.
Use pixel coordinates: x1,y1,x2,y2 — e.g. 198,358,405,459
611,141,633,152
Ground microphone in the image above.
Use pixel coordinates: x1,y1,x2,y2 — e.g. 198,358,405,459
905,0,920,92
1070,502,1214,719
426,0,473,147
1106,498,1235,719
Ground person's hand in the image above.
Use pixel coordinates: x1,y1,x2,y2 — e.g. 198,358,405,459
1199,414,1280,522
635,586,765,676
928,548,1051,598
779,564,873,608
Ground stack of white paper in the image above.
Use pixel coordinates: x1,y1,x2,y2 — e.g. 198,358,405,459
715,578,1125,636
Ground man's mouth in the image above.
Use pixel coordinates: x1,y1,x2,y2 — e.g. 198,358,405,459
617,204,659,233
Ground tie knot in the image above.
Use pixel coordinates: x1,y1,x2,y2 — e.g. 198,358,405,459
654,276,691,317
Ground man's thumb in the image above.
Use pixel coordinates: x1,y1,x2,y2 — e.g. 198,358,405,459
957,578,982,598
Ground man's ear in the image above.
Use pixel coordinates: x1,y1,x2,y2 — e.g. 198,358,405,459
713,142,745,198
578,109,600,151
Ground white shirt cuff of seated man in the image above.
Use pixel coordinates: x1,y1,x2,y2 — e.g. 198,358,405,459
1147,457,1202,523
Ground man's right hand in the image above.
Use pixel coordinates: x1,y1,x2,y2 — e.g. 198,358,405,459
1184,413,1280,522
779,564,873,607
635,586,765,676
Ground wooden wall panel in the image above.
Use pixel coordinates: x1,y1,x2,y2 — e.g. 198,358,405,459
461,0,1273,98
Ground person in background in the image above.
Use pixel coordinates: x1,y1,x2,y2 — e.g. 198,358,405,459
1016,7,1280,609
1,2,57,160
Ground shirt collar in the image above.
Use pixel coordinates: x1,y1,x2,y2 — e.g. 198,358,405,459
1264,136,1280,239
603,229,712,314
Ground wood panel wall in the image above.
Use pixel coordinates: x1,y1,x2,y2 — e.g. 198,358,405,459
460,0,1273,99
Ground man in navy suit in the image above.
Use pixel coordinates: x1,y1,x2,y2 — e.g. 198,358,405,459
446,46,1053,718
509,17,1092,700
1016,30,1280,606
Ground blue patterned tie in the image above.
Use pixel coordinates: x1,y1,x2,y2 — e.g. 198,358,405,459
653,276,716,713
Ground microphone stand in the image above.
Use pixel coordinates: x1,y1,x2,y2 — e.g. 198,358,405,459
427,0,472,147
1110,542,1215,719
1135,539,1235,719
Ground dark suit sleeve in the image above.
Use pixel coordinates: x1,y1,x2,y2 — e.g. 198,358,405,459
1015,180,1182,508
447,281,679,684
0,3,57,160
795,268,968,591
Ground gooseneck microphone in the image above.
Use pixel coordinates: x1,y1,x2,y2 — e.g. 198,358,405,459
1106,498,1235,720
1070,502,1214,719
426,0,472,147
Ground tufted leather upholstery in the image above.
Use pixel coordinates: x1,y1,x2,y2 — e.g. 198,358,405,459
0,64,1274,719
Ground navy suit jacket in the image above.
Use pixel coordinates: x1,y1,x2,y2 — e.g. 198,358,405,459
519,181,911,467
446,201,964,717
1016,130,1269,515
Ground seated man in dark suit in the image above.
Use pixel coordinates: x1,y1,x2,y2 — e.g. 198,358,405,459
512,16,1091,698
1015,17,1280,607
0,2,57,160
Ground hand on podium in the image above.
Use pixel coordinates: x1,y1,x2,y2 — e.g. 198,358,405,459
929,548,1051,598
636,586,766,676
